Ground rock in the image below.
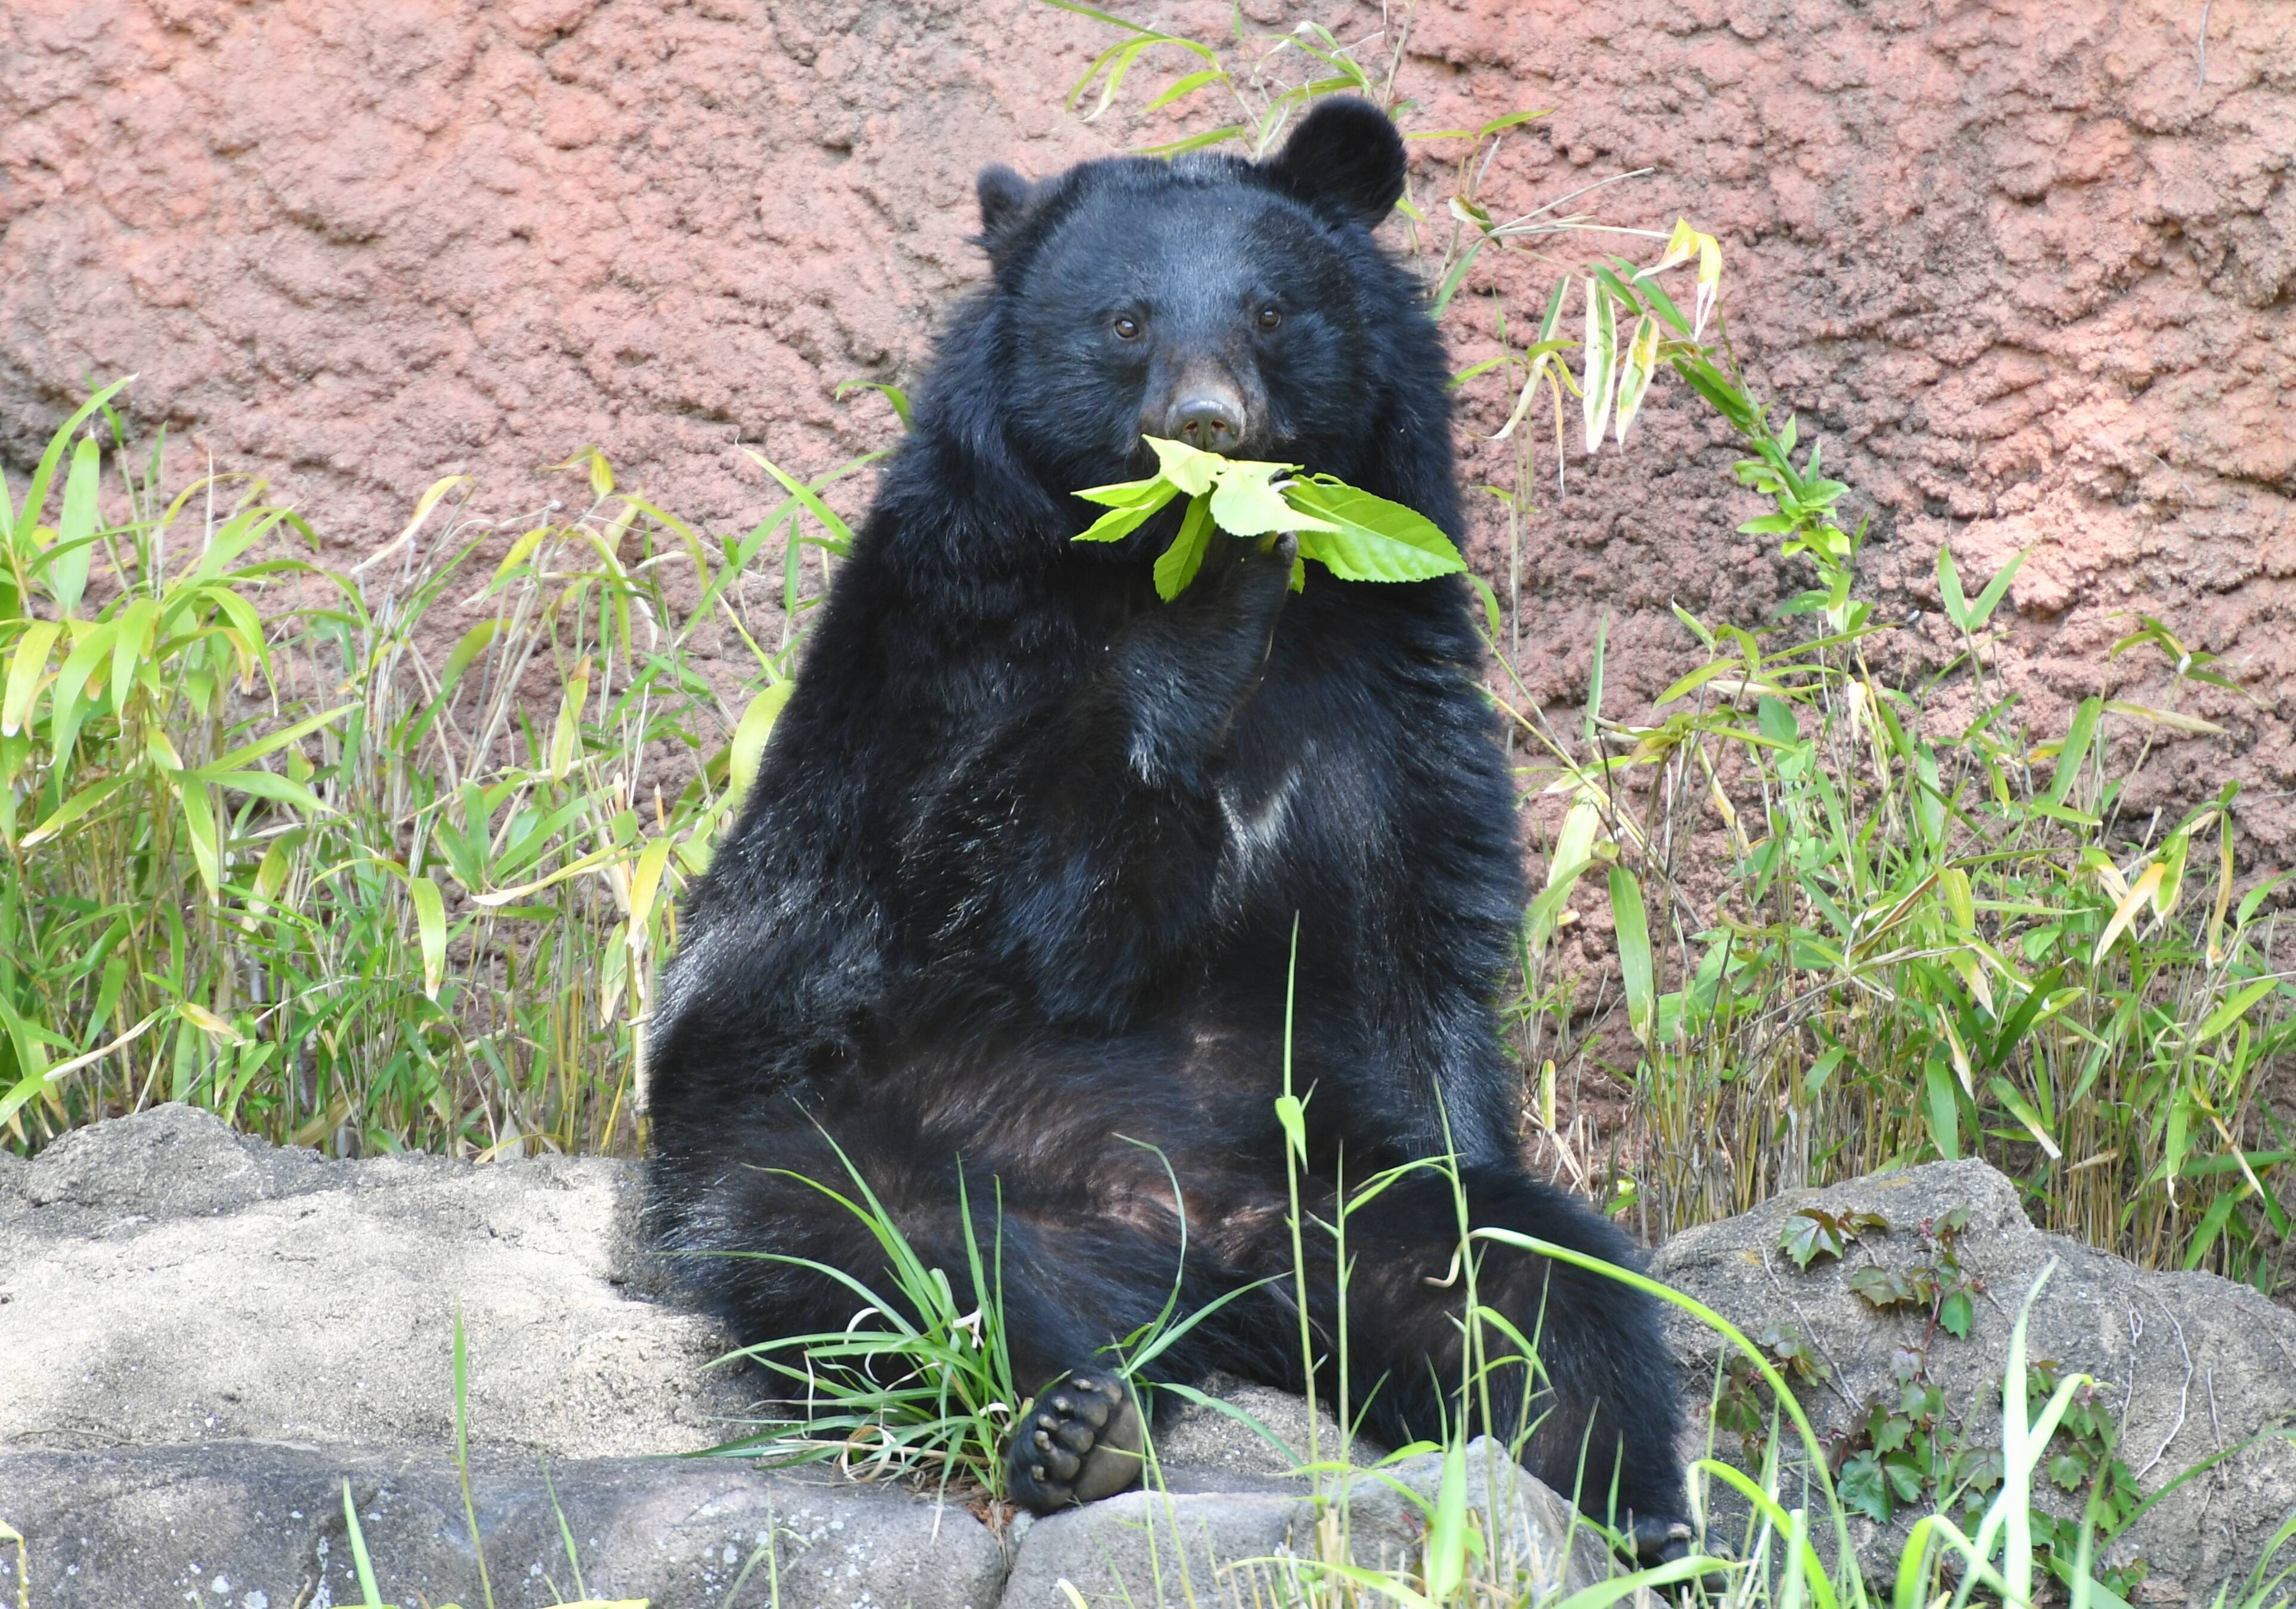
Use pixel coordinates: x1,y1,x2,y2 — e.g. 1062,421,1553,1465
1652,1159,2296,1594
18,1100,330,1219
1334,1438,1639,1595
1002,1437,1645,1607
0,1104,750,1457
0,1105,1671,1605
0,1443,1008,1609
1148,1375,1381,1485
1000,1487,1303,1607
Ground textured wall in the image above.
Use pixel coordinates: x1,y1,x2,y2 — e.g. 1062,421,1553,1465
2,0,2291,841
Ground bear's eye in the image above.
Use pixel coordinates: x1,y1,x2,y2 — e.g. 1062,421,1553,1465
1256,306,1282,331
1113,314,1143,341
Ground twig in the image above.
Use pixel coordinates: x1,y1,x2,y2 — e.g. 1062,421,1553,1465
2198,2,2211,88
2131,1296,2195,1481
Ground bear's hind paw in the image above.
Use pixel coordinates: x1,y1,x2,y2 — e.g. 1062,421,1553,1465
1629,1518,1734,1595
1007,1369,1144,1512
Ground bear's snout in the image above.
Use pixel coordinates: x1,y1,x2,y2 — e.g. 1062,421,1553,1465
1165,387,1247,453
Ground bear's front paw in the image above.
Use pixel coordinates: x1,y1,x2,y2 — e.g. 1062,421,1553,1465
1006,1368,1144,1512
1216,530,1298,614
1178,530,1296,673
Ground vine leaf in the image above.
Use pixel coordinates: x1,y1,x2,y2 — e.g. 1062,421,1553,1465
1780,1205,1888,1270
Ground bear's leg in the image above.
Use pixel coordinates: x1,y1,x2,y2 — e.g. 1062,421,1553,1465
1192,1163,1691,1557
647,1108,1228,1511
1344,1166,1689,1551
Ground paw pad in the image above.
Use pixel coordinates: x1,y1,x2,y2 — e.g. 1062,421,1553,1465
1006,1369,1144,1513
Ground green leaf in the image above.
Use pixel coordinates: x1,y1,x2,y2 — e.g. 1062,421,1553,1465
1935,542,1974,631
1429,237,1485,323
1781,1207,1847,1270
341,1479,387,1608
1207,461,1325,537
1152,493,1215,601
109,597,157,716
1671,354,1756,431
19,774,126,848
2182,1189,2245,1271
1581,277,1618,452
172,773,223,896
1840,1450,1891,1524
727,680,795,809
1939,1288,1974,1339
5,376,131,552
1967,548,2028,630
1590,264,1643,318
1143,67,1227,112
1611,316,1661,444
1076,473,1174,509
196,768,329,814
1466,574,1503,641
440,618,499,690
1627,268,1691,335
1924,1057,1961,1160
1135,123,1247,157
2046,696,2102,807
1073,481,1179,543
2195,977,2275,1042
1609,864,1655,1042
1144,436,1224,497
409,873,447,1000
832,378,912,430
200,705,356,777
1736,514,1799,536
1280,480,1464,583
1986,1074,2062,1161
741,447,859,550
1424,1433,1470,1598
1272,1092,1308,1163
2047,1451,2087,1492
1848,1264,1920,1311
49,435,100,614
2,620,60,736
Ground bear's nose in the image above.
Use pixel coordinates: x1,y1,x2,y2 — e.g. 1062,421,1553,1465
1168,393,1245,454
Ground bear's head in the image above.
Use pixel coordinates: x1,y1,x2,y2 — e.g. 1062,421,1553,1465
970,98,1423,497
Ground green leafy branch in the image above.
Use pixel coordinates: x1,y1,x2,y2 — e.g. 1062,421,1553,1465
1071,436,1466,600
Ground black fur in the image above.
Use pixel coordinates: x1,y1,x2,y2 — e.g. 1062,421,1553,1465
645,98,1688,1544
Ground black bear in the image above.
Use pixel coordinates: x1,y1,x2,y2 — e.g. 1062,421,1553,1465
645,97,1691,1559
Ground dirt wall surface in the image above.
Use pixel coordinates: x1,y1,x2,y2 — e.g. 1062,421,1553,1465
1,0,2291,841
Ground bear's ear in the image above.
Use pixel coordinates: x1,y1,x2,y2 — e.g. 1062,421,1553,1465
1263,97,1407,229
976,163,1039,239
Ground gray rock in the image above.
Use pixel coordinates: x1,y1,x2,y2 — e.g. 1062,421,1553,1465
1334,1438,1648,1595
1652,1159,2296,1594
18,1100,331,1219
0,1443,1008,1608
0,1104,752,1459
1000,1486,1304,1607
1003,1437,1650,1607
1148,1376,1381,1486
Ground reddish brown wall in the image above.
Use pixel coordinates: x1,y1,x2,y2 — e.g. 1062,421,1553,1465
3,1,2291,841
